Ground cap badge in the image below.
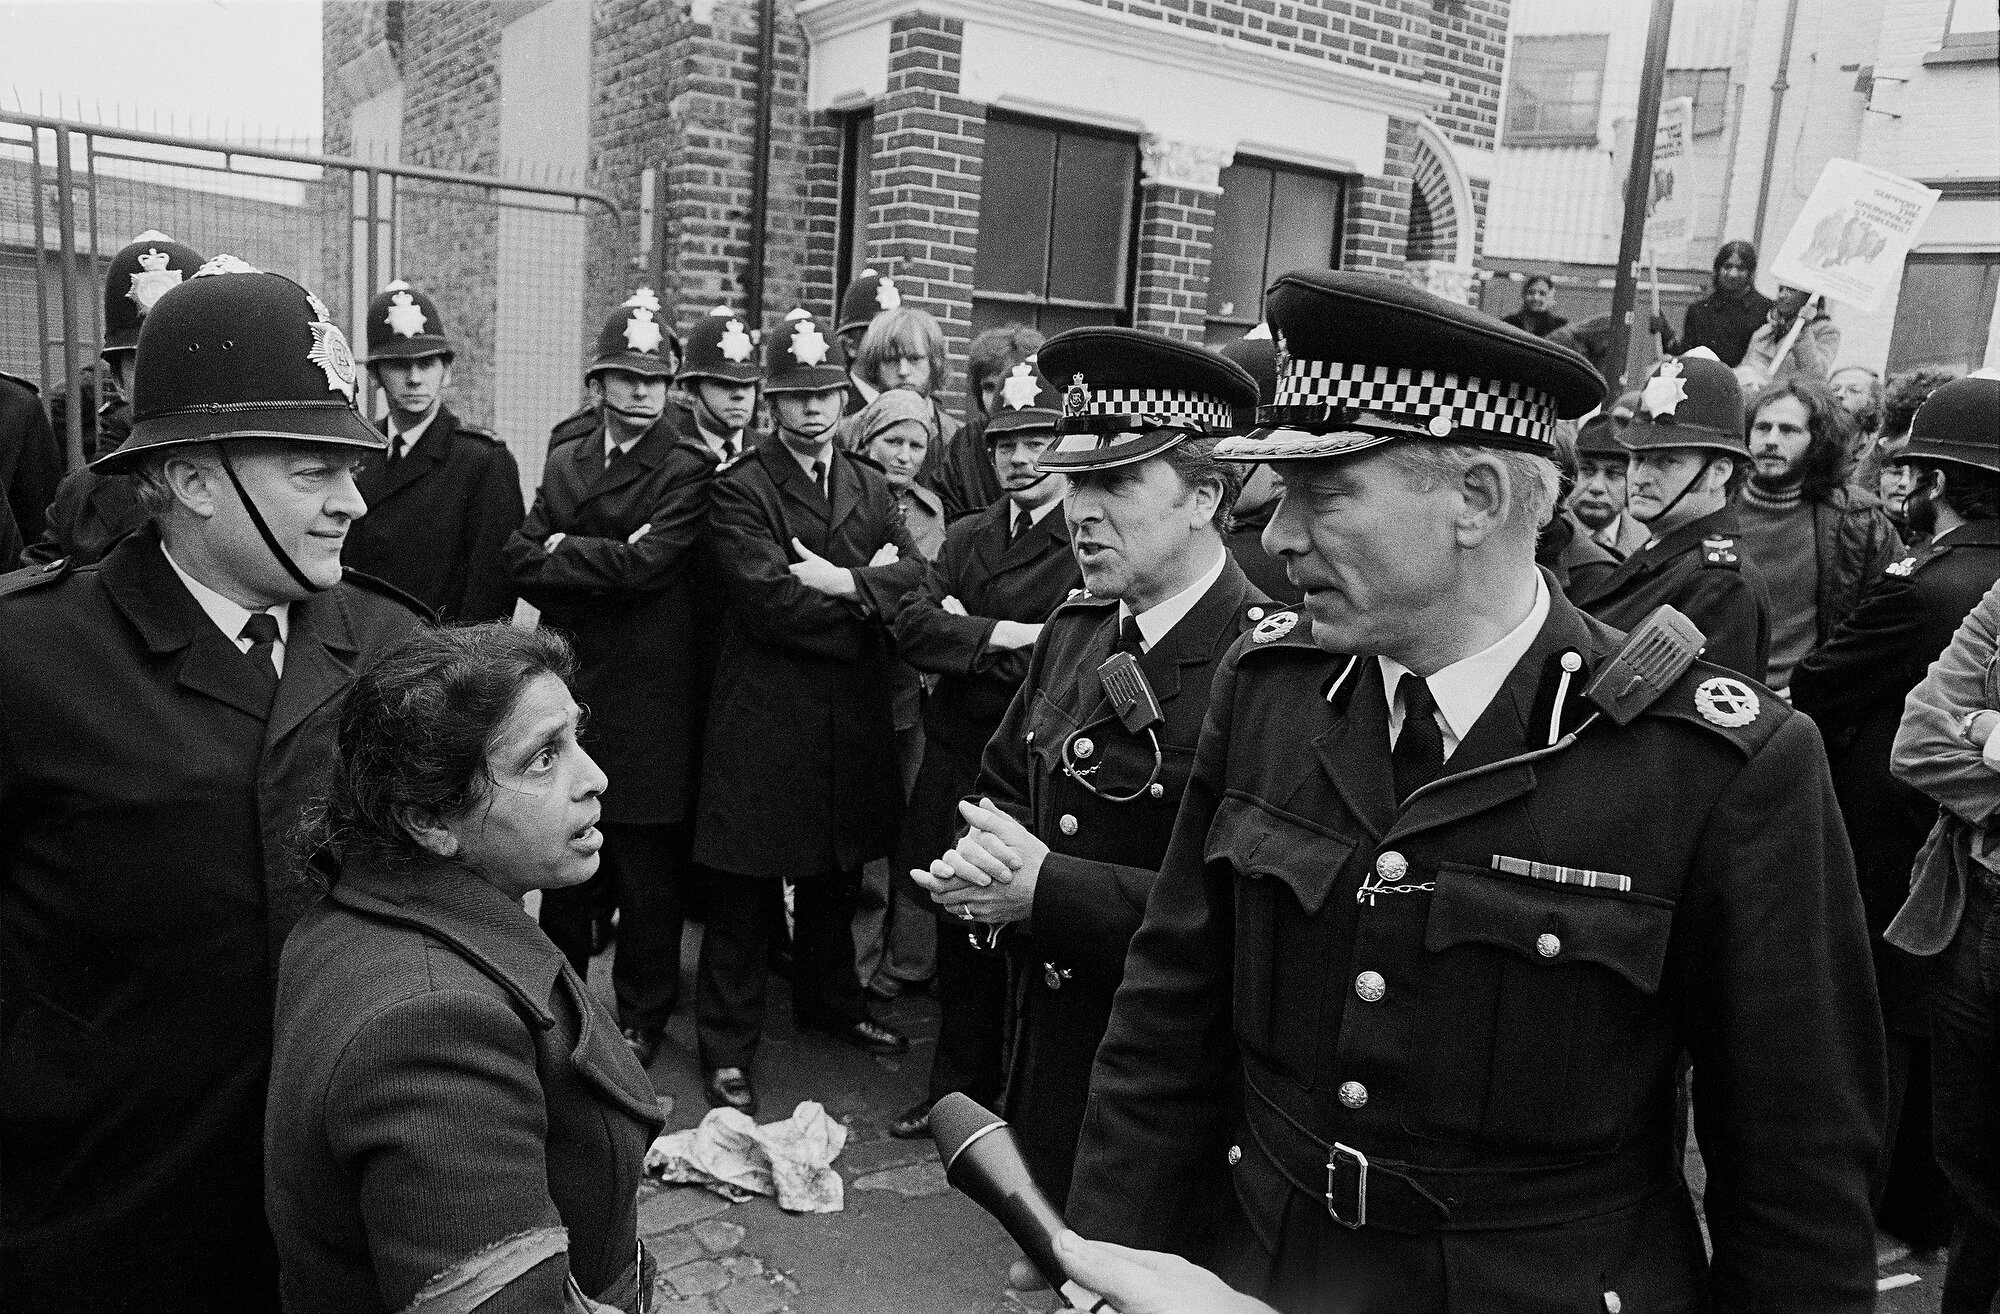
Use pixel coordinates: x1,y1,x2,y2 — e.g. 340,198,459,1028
384,291,428,338
623,286,662,314
1642,359,1689,419
193,254,260,278
1000,362,1040,411
1251,611,1298,644
1694,676,1759,728
127,248,182,314
623,307,664,355
789,319,830,366
305,297,358,402
875,277,901,312
1063,373,1089,419
719,319,754,363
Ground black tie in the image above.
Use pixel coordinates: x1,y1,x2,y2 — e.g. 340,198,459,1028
388,435,405,463
1391,672,1445,804
1118,615,1145,656
1010,508,1026,544
811,459,828,499
239,612,281,711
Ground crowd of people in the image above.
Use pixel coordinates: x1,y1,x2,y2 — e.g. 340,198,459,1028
0,224,1996,1314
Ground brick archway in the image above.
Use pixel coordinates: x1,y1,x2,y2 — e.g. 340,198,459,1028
1402,117,1478,303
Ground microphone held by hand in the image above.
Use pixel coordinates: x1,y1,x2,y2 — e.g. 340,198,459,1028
929,1093,1114,1313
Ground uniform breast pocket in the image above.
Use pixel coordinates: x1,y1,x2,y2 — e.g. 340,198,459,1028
1413,863,1677,1151
1025,692,1079,773
1206,792,1355,1088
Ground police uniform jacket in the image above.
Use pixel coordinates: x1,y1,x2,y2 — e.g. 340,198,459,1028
1791,518,2000,1026
24,464,149,566
266,859,662,1314
693,436,925,879
0,529,424,1311
504,415,712,827
1067,582,1885,1314
1573,504,1772,682
0,369,61,564
344,403,525,623
984,554,1267,1207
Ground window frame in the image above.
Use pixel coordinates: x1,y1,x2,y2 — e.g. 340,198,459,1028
1202,155,1347,343
1662,67,1730,137
1503,33,1611,148
1885,250,2000,374
834,108,875,303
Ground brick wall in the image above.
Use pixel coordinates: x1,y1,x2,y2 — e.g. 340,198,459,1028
587,0,675,330
1345,118,1417,275
1132,185,1218,342
862,13,985,407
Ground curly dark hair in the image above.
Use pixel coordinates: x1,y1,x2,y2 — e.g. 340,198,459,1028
1748,378,1855,503
1882,366,1964,441
297,624,578,884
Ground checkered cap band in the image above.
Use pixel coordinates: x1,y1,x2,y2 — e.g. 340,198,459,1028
1062,384,1234,433
1272,359,1557,445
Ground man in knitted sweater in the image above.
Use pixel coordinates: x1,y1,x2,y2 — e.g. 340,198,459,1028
1735,379,1902,695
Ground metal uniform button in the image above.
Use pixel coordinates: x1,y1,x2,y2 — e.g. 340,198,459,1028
1354,971,1386,1003
1247,607,1265,621
1059,814,1079,836
1603,1294,1622,1314
1338,1081,1368,1109
1148,783,1165,799
1043,962,1070,990
1376,851,1408,881
1227,1145,1243,1166
1072,737,1094,759
1537,932,1562,958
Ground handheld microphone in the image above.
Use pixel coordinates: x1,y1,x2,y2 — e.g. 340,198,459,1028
929,1093,1116,1313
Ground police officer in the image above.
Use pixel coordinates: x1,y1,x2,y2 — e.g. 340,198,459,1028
676,304,763,463
915,328,1266,1208
692,308,926,1115
836,266,902,413
504,289,714,1067
1063,271,1884,1313
1793,374,2000,1248
22,230,199,565
884,359,1081,1138
1217,325,1302,606
544,287,688,458
1572,351,1773,682
344,279,524,623
0,259,423,1311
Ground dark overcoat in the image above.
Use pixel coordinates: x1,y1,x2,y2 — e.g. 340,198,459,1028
266,860,663,1314
983,555,1266,1208
0,369,61,564
1792,518,2000,1026
24,464,149,566
344,403,525,623
1067,584,1885,1314
0,529,423,1311
693,436,924,879
1573,503,1772,682
505,415,712,826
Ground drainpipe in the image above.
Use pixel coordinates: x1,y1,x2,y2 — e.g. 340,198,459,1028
744,0,777,324
1750,0,1802,254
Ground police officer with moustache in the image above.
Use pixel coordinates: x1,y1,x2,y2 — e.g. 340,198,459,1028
883,360,1081,1138
914,329,1267,1209
1572,351,1773,682
692,308,926,1115
1062,271,1884,1313
343,279,524,623
0,260,424,1310
504,290,714,1068
676,305,762,463
29,229,204,566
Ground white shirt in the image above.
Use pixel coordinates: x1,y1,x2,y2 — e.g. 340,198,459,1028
1590,510,1629,551
789,443,835,493
386,404,441,459
162,543,291,675
1379,570,1548,760
1119,542,1228,654
1008,498,1060,536
603,429,644,465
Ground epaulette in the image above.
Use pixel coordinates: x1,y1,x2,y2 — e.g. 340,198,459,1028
340,567,437,624
1884,554,1918,578
0,555,71,598
456,422,499,444
0,368,38,396
1050,589,1116,617
1641,658,1788,758
547,406,598,449
1236,605,1314,654
1700,536,1739,569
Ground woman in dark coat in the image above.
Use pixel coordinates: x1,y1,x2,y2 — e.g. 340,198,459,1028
266,625,663,1314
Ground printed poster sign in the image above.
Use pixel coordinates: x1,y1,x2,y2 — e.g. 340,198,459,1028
1770,159,1942,312
1644,97,1695,254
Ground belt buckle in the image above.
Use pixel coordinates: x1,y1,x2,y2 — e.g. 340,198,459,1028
1324,1142,1368,1229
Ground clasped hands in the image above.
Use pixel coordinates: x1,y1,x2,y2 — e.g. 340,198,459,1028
789,538,899,599
911,797,1047,925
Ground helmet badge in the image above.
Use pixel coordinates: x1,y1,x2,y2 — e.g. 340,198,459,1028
384,290,428,338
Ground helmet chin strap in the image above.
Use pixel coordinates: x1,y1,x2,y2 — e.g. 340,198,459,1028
1643,454,1718,530
217,445,330,595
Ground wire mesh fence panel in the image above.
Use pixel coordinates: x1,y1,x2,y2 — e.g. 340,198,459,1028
1,110,619,490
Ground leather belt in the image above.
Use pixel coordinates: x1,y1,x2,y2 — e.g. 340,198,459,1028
1243,1070,1672,1234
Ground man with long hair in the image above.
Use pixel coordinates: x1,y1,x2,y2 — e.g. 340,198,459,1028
1734,379,1902,695
1654,239,1774,368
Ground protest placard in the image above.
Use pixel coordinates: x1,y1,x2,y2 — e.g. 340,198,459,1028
1770,159,1942,312
1644,97,1695,255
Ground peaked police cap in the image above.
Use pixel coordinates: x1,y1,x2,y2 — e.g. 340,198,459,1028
1035,327,1257,473
679,305,765,385
763,308,849,394
1216,270,1604,463
103,231,206,357
96,260,382,468
364,279,453,362
837,267,902,334
1617,351,1750,459
588,288,680,380
1900,375,2000,475
1217,324,1277,433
